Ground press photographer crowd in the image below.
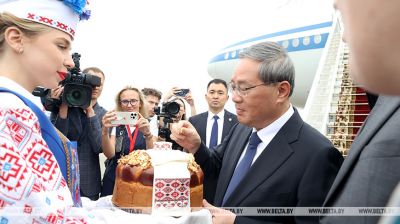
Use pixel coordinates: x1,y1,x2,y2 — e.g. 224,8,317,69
2,0,400,223
33,52,218,199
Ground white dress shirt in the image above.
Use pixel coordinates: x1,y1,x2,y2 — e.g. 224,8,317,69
149,115,159,136
236,106,294,166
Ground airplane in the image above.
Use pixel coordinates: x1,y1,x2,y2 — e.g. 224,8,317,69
207,20,333,108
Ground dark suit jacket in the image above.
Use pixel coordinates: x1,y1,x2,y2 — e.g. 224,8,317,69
189,109,238,202
195,109,343,224
321,96,400,224
189,110,238,148
51,103,107,198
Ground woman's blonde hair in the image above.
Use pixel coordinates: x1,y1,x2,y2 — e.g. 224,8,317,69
0,12,49,52
114,86,148,118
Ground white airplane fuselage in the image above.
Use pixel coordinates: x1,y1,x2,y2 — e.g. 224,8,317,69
207,21,332,108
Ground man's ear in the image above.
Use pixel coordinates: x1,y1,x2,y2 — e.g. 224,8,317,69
276,81,291,102
4,26,24,53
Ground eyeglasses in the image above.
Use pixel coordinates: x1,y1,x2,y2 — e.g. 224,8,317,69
120,99,139,106
229,82,269,97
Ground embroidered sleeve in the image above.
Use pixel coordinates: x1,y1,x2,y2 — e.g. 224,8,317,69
0,108,87,223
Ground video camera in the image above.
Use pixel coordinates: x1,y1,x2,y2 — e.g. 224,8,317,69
33,53,101,111
154,101,181,145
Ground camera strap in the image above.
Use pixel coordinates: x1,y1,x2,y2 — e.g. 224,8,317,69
126,124,139,153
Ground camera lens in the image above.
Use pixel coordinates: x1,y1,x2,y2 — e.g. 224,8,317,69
72,90,81,98
165,102,180,115
63,84,91,107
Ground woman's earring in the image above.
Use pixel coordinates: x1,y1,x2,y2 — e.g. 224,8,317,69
18,48,23,54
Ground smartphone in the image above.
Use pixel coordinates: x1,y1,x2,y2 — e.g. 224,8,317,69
174,89,190,97
111,112,139,125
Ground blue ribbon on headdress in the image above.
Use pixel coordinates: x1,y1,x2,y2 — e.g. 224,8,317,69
61,0,91,20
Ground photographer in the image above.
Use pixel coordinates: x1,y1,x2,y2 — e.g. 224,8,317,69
158,97,187,150
50,67,107,201
141,87,162,137
163,86,197,117
100,86,154,197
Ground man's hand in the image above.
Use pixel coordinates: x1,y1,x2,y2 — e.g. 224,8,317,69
203,200,236,224
184,90,195,106
163,87,180,102
170,120,201,153
84,100,96,117
50,86,68,118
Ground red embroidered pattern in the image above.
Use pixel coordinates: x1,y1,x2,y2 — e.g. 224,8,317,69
153,178,190,208
0,107,86,223
24,13,75,37
27,142,56,176
0,146,30,195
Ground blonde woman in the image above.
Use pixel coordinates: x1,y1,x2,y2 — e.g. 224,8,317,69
0,0,92,222
100,86,154,196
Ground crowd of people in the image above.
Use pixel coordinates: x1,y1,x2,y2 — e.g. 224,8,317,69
1,0,400,223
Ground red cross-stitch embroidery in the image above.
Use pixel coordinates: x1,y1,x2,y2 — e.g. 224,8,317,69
39,16,54,25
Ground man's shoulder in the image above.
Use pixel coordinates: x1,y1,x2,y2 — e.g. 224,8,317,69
188,111,207,122
94,103,107,115
282,111,333,149
224,109,235,115
223,122,249,136
224,109,238,120
300,121,331,141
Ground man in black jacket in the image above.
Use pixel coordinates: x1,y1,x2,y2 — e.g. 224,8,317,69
171,41,343,224
51,67,107,200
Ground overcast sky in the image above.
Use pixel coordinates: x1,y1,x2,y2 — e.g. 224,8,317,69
72,0,334,112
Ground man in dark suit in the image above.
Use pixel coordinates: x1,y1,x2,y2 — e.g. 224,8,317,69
171,41,343,224
321,1,400,223
189,78,238,202
321,95,400,224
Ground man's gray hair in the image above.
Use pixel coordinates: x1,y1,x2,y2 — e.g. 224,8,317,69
239,41,295,96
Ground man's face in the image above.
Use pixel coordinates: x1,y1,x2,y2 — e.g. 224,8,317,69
205,83,229,112
231,58,280,130
88,70,104,100
145,95,160,117
334,0,400,95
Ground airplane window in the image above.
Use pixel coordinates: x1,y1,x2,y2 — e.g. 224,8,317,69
292,38,299,47
314,34,322,44
303,36,310,46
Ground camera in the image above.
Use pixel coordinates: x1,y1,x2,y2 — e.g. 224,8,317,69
33,53,101,110
154,101,181,148
154,101,180,119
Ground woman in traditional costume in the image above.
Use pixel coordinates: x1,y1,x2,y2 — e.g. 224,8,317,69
0,0,91,222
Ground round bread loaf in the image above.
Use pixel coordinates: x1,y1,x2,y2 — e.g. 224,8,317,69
112,150,203,213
